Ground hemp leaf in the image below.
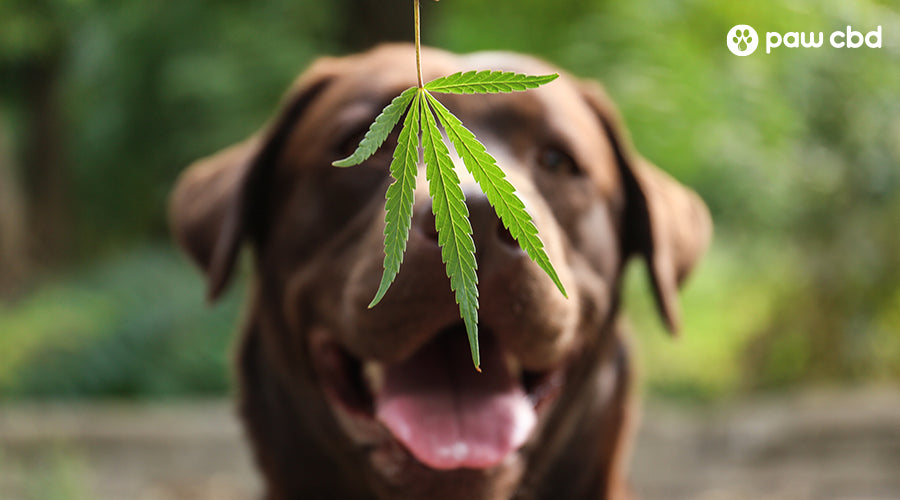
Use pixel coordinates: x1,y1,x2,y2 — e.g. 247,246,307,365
425,70,559,94
332,0,565,370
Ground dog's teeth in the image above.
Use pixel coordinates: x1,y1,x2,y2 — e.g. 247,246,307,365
504,353,523,380
363,361,385,394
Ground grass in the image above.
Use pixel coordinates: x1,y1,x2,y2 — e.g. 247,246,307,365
0,448,92,500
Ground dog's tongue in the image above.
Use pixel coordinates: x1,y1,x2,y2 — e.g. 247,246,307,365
374,331,535,470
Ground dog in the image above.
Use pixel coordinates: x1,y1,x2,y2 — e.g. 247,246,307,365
169,44,711,500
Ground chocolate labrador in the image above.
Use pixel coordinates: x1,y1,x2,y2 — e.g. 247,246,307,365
169,44,710,500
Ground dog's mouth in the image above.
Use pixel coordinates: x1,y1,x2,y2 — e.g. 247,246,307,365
310,323,564,471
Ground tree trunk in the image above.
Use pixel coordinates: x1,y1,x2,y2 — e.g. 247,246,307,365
337,0,422,50
21,57,70,265
0,113,29,296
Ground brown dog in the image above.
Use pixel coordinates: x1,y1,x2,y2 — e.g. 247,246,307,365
170,44,710,500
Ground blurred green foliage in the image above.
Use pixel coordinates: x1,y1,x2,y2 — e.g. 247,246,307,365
0,247,242,398
0,0,898,401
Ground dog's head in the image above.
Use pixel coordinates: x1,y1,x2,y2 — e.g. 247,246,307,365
170,44,710,498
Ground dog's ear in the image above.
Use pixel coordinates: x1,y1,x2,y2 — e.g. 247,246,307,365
581,82,712,333
168,68,334,302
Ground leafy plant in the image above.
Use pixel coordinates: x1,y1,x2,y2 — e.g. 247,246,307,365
334,0,565,370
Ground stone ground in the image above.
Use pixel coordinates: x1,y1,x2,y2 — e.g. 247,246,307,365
1,389,898,500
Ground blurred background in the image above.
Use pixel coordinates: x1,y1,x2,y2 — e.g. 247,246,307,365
1,0,898,499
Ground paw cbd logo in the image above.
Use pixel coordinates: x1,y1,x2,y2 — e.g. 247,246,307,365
727,25,759,56
727,24,883,56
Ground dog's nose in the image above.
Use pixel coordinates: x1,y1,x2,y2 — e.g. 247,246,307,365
413,191,521,255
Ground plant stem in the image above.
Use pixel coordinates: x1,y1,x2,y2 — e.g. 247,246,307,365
415,0,424,89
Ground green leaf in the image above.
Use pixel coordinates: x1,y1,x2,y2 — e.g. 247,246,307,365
425,91,567,299
420,91,481,369
425,70,559,94
369,91,423,308
333,86,417,167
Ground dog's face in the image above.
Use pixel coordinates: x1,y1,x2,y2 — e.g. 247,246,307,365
170,45,710,499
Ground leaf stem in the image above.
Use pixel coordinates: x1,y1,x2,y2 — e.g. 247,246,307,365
415,0,424,89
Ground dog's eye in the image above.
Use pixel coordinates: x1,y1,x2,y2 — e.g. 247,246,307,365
537,147,581,176
336,127,370,158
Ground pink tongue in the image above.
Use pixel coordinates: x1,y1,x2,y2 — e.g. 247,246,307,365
374,331,536,470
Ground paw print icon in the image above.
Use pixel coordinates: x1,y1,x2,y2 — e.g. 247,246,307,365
727,25,759,56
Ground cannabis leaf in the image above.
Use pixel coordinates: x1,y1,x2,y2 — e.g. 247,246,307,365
334,76,561,370
425,70,558,94
331,0,564,370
